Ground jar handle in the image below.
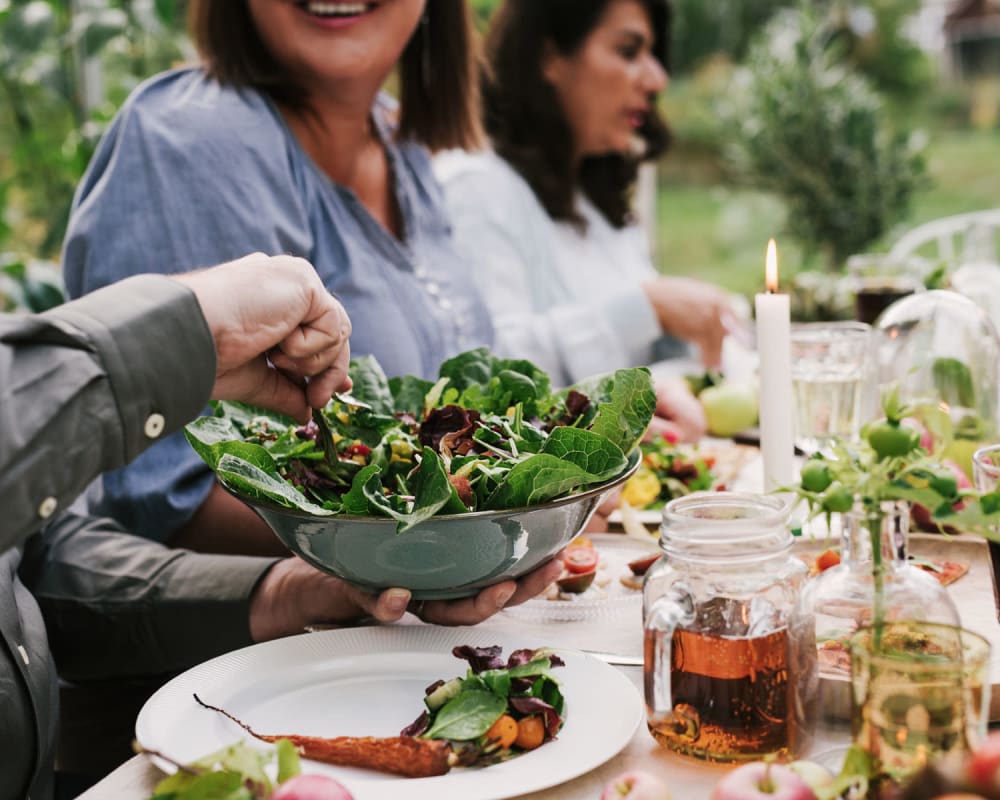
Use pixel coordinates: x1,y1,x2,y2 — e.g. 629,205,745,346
643,588,695,724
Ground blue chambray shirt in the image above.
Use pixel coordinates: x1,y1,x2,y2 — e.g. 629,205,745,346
62,67,494,541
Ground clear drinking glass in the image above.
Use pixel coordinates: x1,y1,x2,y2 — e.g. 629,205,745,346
850,622,991,785
790,502,960,747
790,321,874,455
973,444,1000,494
847,254,925,326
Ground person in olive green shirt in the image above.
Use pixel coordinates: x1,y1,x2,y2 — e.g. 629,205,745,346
0,253,560,800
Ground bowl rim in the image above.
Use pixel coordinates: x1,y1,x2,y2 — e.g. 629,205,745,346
222,449,641,522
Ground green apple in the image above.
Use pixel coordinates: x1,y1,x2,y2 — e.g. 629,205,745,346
699,382,758,438
941,438,982,482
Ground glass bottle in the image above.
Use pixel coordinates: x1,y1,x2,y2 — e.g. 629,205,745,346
790,501,960,744
643,492,809,763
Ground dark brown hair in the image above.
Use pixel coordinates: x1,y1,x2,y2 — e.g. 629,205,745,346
187,0,483,151
483,0,672,229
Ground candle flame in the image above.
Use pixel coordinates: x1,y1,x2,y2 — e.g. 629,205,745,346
765,239,778,292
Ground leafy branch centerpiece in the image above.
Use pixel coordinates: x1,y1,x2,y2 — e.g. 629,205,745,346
787,387,1000,795
790,386,1000,633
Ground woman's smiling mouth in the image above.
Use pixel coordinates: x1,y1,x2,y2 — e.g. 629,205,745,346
295,1,378,20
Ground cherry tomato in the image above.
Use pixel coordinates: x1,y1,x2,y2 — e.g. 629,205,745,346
556,569,597,593
515,716,546,750
343,443,371,457
627,553,660,576
484,714,518,749
815,548,841,572
562,546,598,574
661,429,680,445
800,460,833,493
866,420,920,459
969,731,1000,792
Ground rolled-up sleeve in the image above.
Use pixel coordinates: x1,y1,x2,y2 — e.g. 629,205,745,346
0,275,215,551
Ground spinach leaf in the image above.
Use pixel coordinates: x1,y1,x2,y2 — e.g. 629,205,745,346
342,464,382,515
424,690,506,741
210,400,296,433
587,367,656,454
216,454,333,516
363,448,462,532
540,426,627,482
389,374,434,416
346,355,395,415
484,454,605,510
438,347,494,392
185,418,276,471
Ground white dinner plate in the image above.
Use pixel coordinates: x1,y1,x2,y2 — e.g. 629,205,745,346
136,625,643,800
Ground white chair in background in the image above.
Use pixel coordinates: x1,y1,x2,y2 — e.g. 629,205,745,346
888,208,1000,266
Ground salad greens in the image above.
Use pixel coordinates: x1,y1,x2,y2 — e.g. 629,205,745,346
185,348,655,532
143,738,301,800
402,644,566,760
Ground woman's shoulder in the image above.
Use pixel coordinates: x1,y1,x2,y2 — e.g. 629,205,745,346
435,149,521,187
110,66,285,156
434,150,540,212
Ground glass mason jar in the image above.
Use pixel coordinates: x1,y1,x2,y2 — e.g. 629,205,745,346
790,501,960,744
643,492,809,763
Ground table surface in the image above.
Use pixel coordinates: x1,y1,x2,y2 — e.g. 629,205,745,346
75,441,1000,800
77,607,734,800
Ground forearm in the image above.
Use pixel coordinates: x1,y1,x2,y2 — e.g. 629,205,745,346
0,275,215,550
168,482,290,557
20,509,276,680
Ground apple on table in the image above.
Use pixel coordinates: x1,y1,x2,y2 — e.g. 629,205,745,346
710,762,819,800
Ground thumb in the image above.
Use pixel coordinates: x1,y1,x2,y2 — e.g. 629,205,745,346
235,364,311,422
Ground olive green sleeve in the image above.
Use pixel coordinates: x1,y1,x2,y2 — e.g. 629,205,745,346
20,510,278,679
0,275,215,551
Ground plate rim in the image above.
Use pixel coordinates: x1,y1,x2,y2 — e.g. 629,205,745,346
135,625,643,800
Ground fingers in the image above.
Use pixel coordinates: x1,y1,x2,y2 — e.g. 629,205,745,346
412,556,562,625
502,558,564,607
583,488,619,533
369,587,413,623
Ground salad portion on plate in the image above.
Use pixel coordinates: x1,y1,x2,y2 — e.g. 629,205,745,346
611,434,758,528
136,627,643,800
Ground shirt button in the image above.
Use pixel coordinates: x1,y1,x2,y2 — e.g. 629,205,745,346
438,297,454,311
426,282,440,297
144,413,166,439
38,496,57,519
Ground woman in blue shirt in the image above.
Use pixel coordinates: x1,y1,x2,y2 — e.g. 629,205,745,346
62,0,495,555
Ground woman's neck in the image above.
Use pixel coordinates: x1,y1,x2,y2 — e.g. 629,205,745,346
281,88,403,240
283,93,379,187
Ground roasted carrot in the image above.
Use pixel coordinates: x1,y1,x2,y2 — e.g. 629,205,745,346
192,694,452,778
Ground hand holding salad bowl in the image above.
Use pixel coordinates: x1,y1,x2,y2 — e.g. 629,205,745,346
185,348,654,598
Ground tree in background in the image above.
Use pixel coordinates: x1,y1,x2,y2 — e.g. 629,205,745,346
0,0,188,260
719,3,928,272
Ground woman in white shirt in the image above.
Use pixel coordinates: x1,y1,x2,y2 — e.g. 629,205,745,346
437,0,739,441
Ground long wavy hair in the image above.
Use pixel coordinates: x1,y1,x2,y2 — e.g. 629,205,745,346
483,0,671,230
188,0,483,151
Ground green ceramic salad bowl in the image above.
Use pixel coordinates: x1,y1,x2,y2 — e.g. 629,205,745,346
232,451,639,599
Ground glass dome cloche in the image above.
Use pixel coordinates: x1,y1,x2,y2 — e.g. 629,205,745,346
873,289,1000,476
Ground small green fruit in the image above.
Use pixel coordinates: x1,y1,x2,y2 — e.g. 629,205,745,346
699,382,758,438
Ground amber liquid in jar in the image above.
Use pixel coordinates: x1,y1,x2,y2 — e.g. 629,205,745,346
646,627,792,762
